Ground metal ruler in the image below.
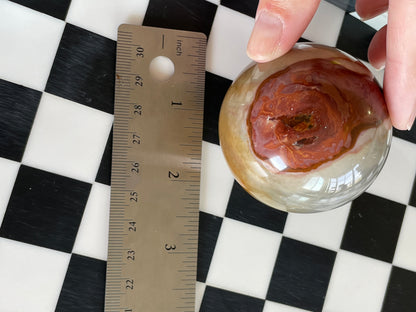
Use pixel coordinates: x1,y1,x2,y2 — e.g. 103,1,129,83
105,25,206,312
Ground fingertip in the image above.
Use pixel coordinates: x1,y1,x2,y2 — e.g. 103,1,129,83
367,25,387,70
247,0,320,63
247,39,289,63
246,9,284,63
355,0,364,17
384,67,416,131
355,0,388,20
246,49,278,63
390,113,415,131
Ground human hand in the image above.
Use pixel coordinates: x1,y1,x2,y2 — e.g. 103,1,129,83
247,0,416,130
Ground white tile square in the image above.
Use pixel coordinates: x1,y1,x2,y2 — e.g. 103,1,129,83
72,182,110,261
0,238,70,312
323,250,391,312
367,137,416,205
283,203,351,251
206,0,220,5
206,218,281,299
0,1,65,91
393,206,416,272
302,0,344,46
0,158,19,225
263,301,312,312
22,93,113,183
195,281,206,312
200,141,234,217
206,5,255,80
66,0,149,40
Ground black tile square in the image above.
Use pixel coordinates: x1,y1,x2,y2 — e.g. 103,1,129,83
0,79,41,162
336,13,376,62
197,211,223,283
0,165,91,253
410,174,416,207
143,0,217,38
298,37,311,43
341,192,406,263
326,0,356,12
55,254,106,312
226,181,287,233
221,0,259,18
203,71,232,145
200,286,264,312
95,127,112,185
10,0,71,20
382,266,416,312
267,237,336,312
45,23,116,114
393,123,416,144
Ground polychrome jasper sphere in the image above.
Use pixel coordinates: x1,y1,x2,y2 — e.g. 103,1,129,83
219,43,391,213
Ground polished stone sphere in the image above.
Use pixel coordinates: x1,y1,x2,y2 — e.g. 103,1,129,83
219,43,391,213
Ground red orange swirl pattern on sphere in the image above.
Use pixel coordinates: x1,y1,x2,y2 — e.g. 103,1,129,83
248,58,388,172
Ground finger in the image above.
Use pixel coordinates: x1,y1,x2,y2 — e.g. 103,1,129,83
355,0,388,20
384,0,416,130
368,25,387,70
247,0,320,63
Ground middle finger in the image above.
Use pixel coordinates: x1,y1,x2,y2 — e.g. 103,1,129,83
355,0,388,20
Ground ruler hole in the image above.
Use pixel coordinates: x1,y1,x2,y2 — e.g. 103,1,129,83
149,56,175,81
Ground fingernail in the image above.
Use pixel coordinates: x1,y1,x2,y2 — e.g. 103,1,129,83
407,110,416,131
247,10,283,62
358,15,371,22
373,63,385,71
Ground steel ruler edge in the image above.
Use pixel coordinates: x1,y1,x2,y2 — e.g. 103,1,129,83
105,25,206,312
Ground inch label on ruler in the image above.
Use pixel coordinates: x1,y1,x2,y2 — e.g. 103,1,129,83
105,25,206,312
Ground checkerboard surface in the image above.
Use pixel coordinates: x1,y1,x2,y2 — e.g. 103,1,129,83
0,0,415,311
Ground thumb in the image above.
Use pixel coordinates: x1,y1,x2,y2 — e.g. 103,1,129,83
247,0,320,63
